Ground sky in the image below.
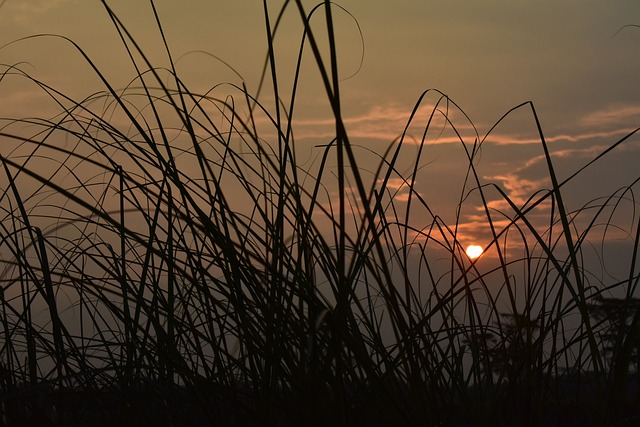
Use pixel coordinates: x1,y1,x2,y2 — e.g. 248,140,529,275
1,0,640,281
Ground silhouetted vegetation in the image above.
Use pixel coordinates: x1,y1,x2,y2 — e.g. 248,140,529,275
0,1,639,426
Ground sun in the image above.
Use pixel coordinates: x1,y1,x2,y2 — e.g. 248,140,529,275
465,245,483,260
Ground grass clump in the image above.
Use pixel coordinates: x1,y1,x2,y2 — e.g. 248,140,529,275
1,1,640,426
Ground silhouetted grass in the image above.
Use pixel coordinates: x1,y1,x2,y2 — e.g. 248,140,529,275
0,1,639,426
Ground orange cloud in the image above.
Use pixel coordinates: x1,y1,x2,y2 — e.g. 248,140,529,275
284,103,478,144
484,128,637,146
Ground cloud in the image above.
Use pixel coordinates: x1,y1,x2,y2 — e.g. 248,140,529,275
286,103,479,144
285,102,640,150
289,102,638,257
579,104,640,128
482,174,550,211
475,141,628,220
376,177,424,203
484,128,637,146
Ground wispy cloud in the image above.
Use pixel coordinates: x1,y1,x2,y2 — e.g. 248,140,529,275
482,174,551,211
378,177,428,203
289,102,640,149
483,128,637,146
579,104,640,128
290,103,478,144
296,102,640,255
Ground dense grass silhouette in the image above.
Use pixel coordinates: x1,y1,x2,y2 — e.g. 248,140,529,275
0,1,639,426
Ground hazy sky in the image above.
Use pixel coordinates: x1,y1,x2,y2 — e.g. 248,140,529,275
2,1,638,125
1,0,639,277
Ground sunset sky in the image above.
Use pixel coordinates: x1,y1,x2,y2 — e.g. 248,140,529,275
1,0,639,277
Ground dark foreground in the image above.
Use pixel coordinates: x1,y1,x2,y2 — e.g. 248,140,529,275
1,374,639,427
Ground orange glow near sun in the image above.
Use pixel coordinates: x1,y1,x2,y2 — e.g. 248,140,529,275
465,245,483,259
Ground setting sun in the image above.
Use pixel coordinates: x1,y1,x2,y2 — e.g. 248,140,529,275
466,245,483,259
